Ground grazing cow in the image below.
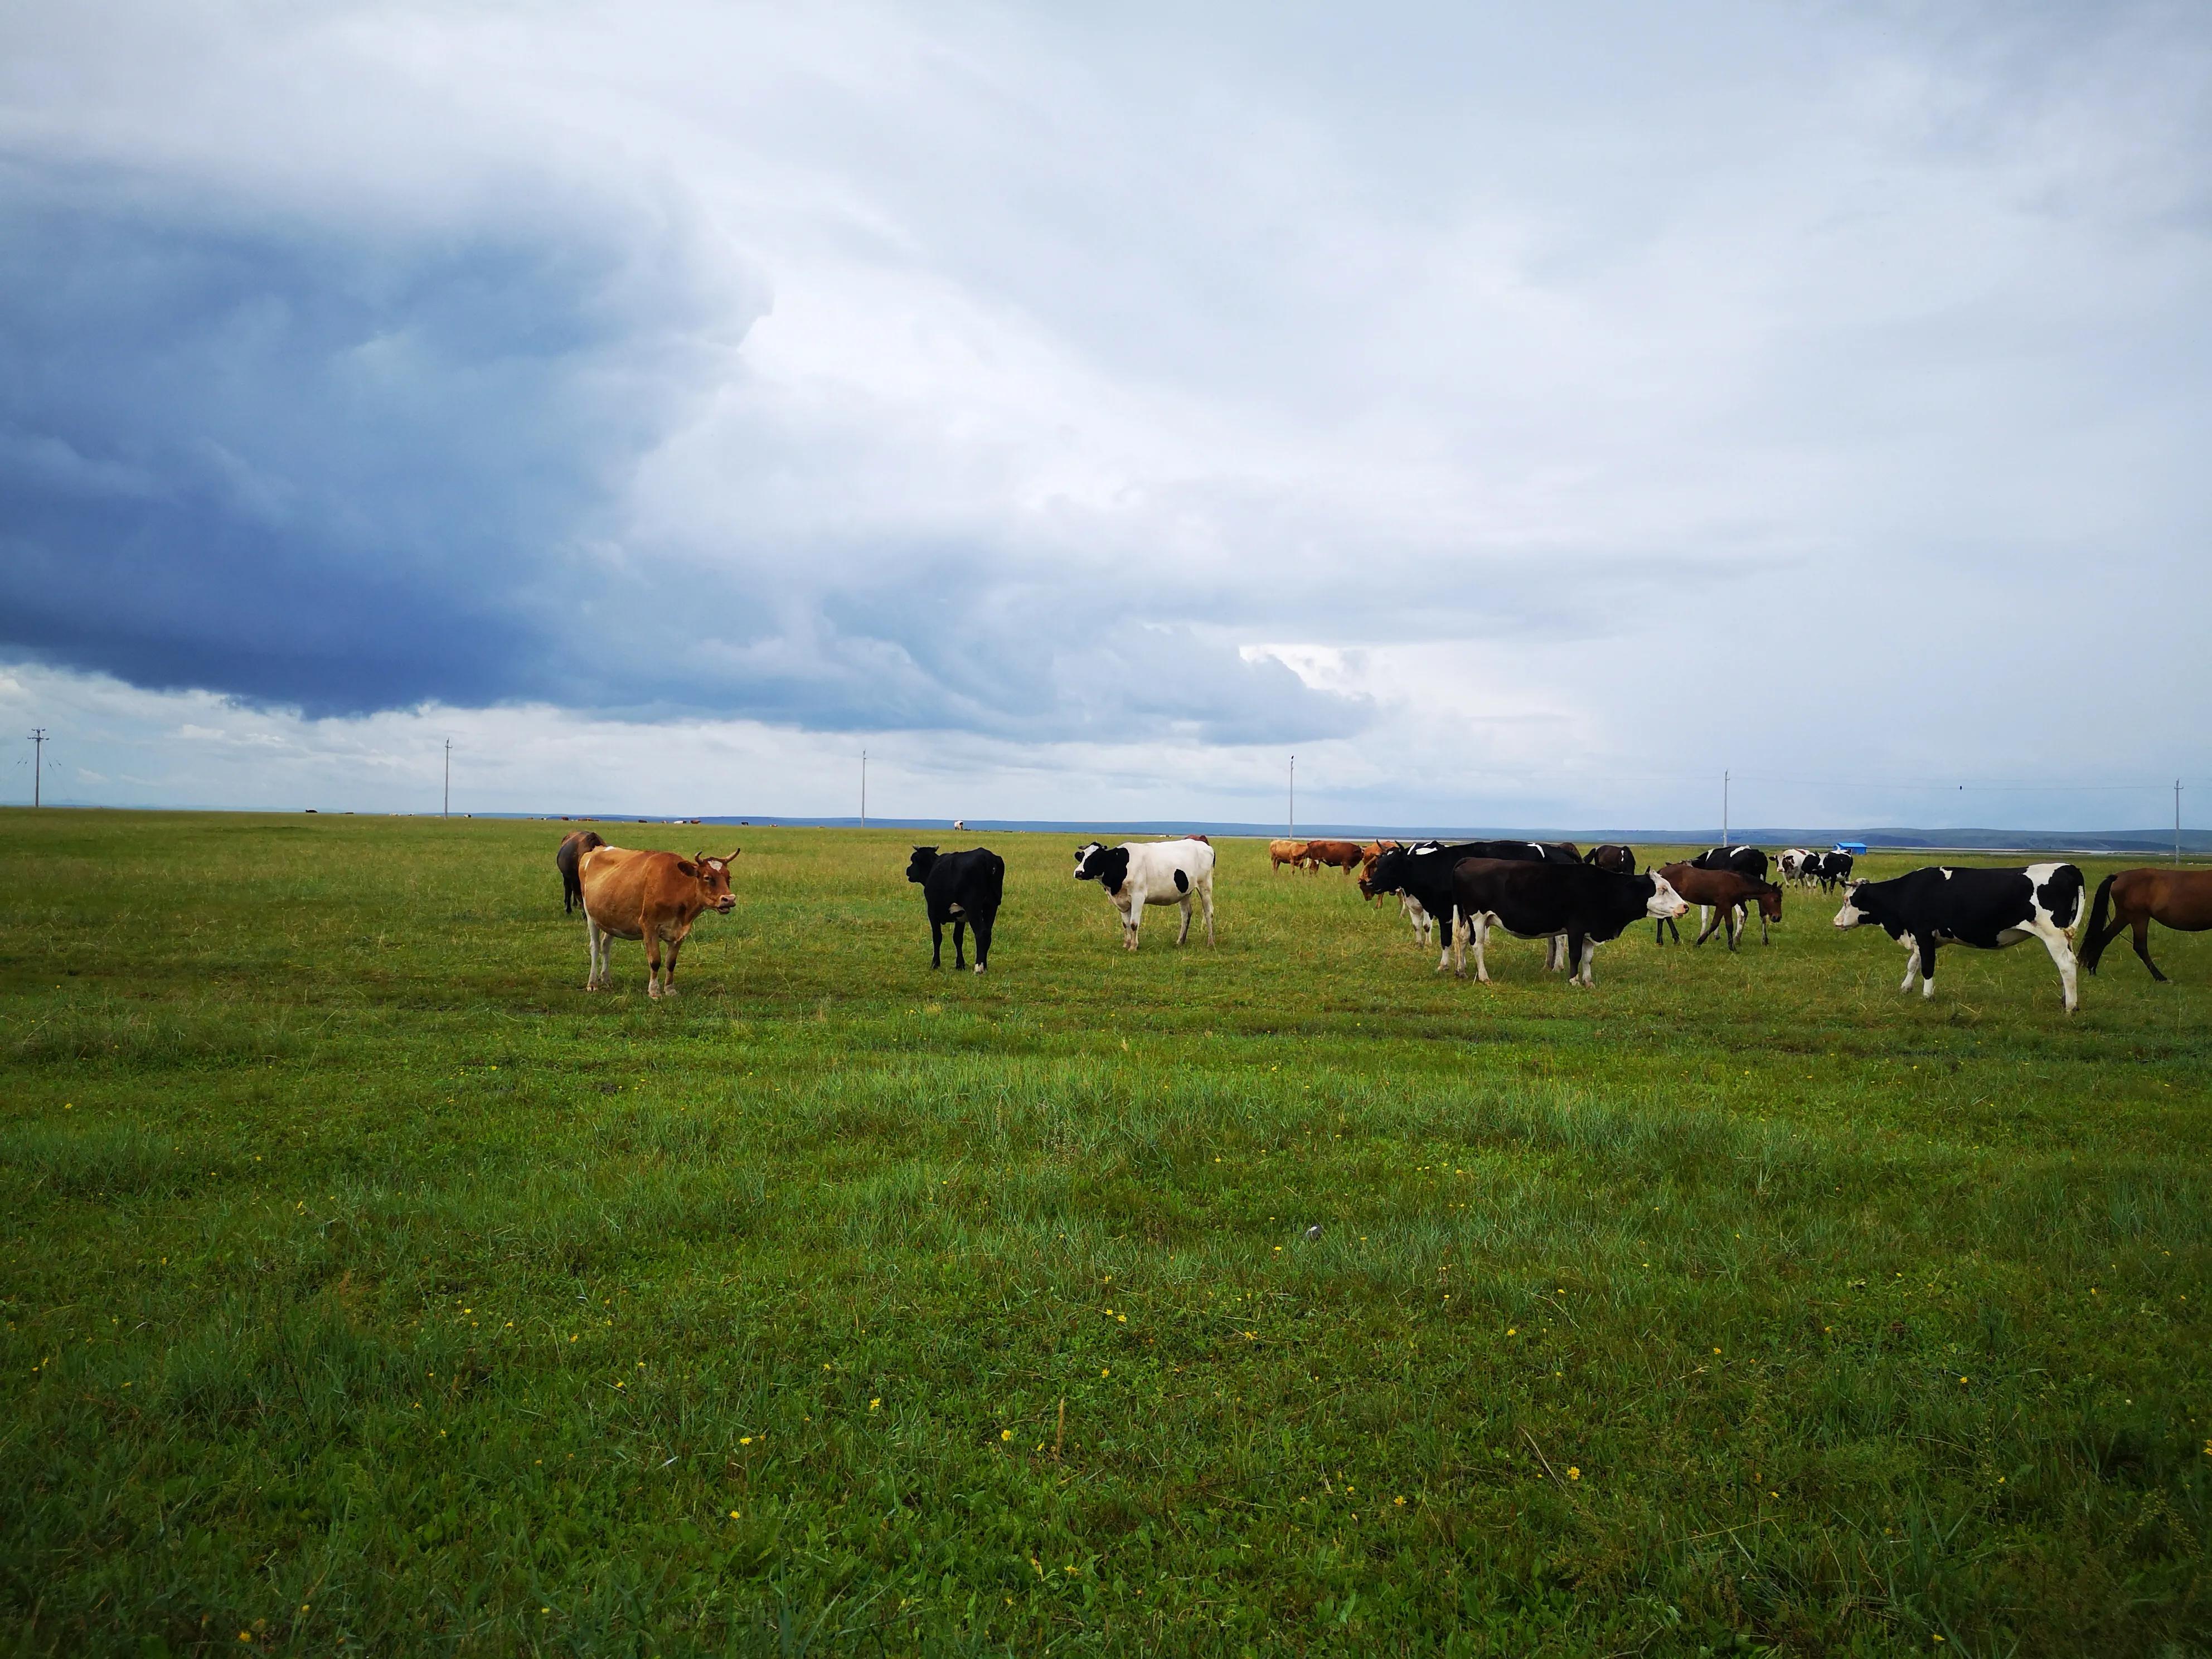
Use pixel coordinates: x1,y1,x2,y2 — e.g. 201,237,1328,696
1303,838,1364,876
1833,863,2085,1013
1451,859,1687,987
576,845,740,998
1584,843,1636,875
1073,837,1216,949
2080,867,2212,982
1656,861,1783,949
1361,841,1560,976
1810,851,1855,894
1269,838,1308,873
905,846,1005,973
1776,848,1813,887
555,828,606,914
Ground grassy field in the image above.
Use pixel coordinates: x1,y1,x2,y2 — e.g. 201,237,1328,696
3,809,2208,1658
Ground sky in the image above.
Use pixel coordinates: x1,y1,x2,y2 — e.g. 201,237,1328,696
2,1,2208,831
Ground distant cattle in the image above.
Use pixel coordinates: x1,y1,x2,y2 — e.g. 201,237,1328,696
905,846,1005,973
1656,861,1783,949
1302,839,1364,875
1074,837,1216,950
1452,859,1687,987
576,844,740,998
1583,843,1636,875
1833,862,2085,1013
1269,838,1307,872
2080,867,2212,982
555,829,606,914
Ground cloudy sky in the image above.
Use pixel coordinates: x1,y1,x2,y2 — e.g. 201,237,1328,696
3,1,2207,830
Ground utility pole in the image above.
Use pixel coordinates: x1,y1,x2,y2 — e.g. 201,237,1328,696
1722,768,1729,845
861,750,867,828
2179,779,2185,867
1288,754,1296,837
443,738,451,818
29,729,46,808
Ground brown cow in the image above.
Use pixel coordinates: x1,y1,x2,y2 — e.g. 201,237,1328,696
577,845,740,998
1270,838,1308,872
1303,838,1364,876
555,829,606,914
1655,861,1782,950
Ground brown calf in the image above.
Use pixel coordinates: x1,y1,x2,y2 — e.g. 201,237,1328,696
1655,861,1783,950
1303,838,1364,875
578,845,740,998
1269,838,1308,872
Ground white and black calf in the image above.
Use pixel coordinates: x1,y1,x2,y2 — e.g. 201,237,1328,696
1452,858,1687,987
1833,862,2085,1013
1073,838,1216,950
906,846,1005,972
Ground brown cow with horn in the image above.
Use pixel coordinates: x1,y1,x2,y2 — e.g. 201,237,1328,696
575,842,741,998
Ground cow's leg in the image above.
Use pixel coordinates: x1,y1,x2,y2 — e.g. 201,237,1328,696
1572,932,1595,987
971,915,991,973
1918,936,1939,1001
2031,921,2080,1012
930,919,944,969
663,932,685,996
646,928,664,999
585,917,602,990
952,917,967,970
1201,882,1215,945
2130,917,2168,983
1435,911,1454,974
1175,895,1192,945
1898,934,1920,993
1470,914,1490,983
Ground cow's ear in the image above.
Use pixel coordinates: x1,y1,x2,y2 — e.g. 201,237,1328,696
677,860,698,877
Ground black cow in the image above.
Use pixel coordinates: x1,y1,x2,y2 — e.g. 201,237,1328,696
1658,845,1772,943
1833,862,2085,1013
905,846,1005,972
1583,843,1636,874
1362,841,1556,976
555,829,606,915
1452,859,1688,986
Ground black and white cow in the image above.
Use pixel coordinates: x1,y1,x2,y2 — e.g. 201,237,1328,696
1660,845,1772,943
1776,848,1813,887
905,846,1005,972
1812,851,1855,894
1073,837,1216,950
1833,862,2085,1013
1363,840,1560,976
1453,858,1687,987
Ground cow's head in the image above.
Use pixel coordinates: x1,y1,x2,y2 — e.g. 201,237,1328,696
906,846,939,884
1832,881,1872,929
680,850,740,913
1363,846,1410,897
1643,872,1690,919
1074,842,1131,895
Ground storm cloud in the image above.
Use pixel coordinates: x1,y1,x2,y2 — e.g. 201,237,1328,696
2,1,2208,822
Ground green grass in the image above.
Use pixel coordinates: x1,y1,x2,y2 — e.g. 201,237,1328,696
3,809,2208,1657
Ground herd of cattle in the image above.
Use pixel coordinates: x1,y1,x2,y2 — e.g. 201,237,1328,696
552,827,2212,1013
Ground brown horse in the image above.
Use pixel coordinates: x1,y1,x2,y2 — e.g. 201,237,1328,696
1655,861,1783,949
2081,867,2212,981
555,829,607,914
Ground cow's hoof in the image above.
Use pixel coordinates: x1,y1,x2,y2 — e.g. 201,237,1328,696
973,964,986,974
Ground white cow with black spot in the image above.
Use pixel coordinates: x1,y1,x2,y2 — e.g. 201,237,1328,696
1073,838,1216,950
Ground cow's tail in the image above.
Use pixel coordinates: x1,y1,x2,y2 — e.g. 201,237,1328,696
2080,873,2117,974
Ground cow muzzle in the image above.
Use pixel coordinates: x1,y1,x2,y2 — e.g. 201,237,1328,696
714,895,736,913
